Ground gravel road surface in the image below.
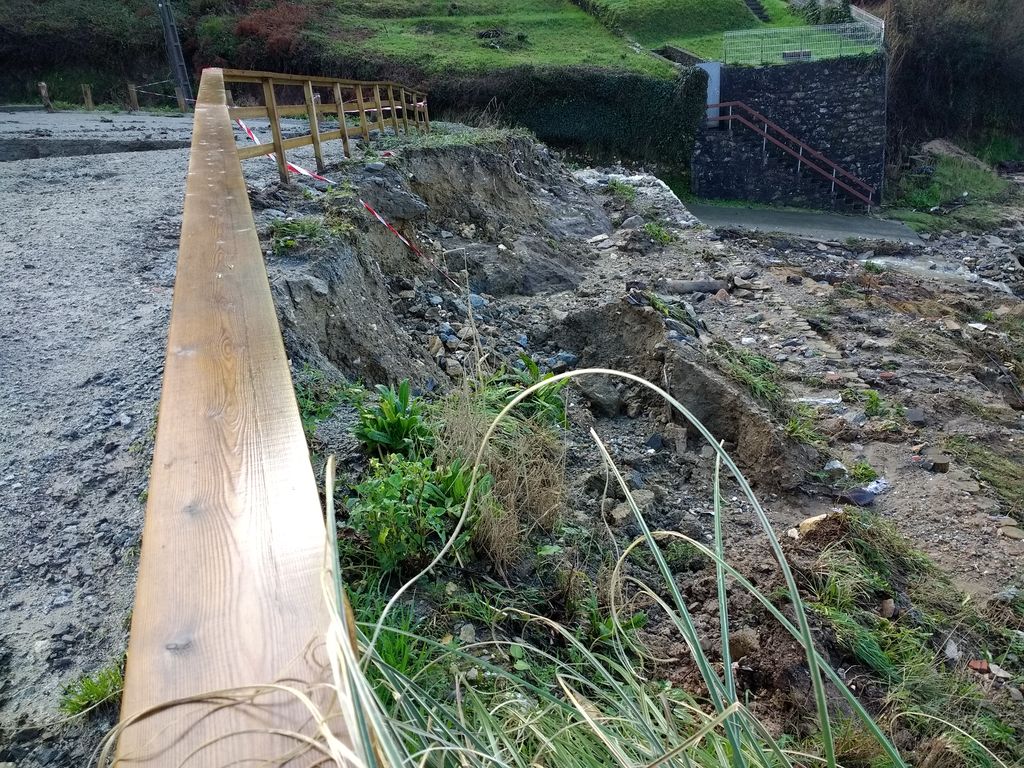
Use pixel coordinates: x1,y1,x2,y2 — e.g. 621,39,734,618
0,110,189,765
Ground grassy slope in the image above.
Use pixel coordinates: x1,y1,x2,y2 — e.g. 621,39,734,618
582,0,759,43
887,155,1016,233
312,0,674,77
664,0,806,60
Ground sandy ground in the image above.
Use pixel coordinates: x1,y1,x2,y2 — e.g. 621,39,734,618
0,111,189,765
0,107,325,765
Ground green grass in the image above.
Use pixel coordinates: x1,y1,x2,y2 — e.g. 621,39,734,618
643,221,675,244
377,124,533,152
318,0,674,77
850,460,878,483
785,412,824,445
892,156,1010,210
606,178,637,203
712,342,785,407
60,662,124,716
966,131,1024,165
945,436,1024,518
660,0,805,61
579,0,759,45
888,155,1014,233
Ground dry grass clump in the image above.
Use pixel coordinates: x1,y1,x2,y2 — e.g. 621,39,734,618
432,380,565,568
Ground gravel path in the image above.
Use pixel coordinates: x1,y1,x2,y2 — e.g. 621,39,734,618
0,113,190,764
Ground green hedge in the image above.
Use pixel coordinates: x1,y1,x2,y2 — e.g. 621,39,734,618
428,65,708,173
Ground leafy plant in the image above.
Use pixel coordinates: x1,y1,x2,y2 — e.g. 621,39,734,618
643,221,675,244
346,455,488,573
864,389,884,417
60,662,124,716
354,380,434,459
472,354,569,427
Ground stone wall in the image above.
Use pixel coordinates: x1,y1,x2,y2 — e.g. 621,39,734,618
692,53,886,209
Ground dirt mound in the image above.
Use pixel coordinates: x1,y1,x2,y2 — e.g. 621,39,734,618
262,132,609,384
554,301,815,489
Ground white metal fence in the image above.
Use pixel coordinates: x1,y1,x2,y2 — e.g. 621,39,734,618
722,21,883,66
850,5,885,36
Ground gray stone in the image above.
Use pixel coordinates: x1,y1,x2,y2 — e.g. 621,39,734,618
608,489,656,524
659,278,729,294
905,407,926,426
823,459,847,481
620,215,645,229
365,161,386,171
578,376,622,416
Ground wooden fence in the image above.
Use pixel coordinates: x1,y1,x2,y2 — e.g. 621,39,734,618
116,66,342,765
222,68,430,183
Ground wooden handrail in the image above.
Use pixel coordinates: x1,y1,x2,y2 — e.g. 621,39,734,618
116,67,338,764
708,100,875,202
222,68,429,184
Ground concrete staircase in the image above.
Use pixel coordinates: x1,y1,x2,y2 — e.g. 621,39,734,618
743,0,771,22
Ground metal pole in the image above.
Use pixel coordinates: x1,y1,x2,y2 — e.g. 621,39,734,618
831,168,836,195
156,1,193,105
798,145,803,174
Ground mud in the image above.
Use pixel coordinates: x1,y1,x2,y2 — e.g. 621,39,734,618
0,138,191,161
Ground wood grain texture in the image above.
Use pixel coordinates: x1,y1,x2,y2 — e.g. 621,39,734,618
116,67,338,766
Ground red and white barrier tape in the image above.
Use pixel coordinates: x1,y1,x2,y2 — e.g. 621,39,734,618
360,199,460,289
236,118,336,183
235,118,454,287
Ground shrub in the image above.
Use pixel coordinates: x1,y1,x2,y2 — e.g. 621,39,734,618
346,455,486,573
429,65,708,175
354,380,434,459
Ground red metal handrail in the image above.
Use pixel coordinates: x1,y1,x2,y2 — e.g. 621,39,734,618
707,100,876,206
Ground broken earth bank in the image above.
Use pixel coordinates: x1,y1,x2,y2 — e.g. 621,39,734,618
250,126,1024,763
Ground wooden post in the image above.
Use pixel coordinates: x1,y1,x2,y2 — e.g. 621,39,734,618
303,80,325,173
174,86,188,113
333,82,352,158
413,92,423,134
262,78,289,184
372,84,385,135
225,89,235,107
127,82,139,111
82,84,94,110
399,87,409,133
386,85,401,135
37,82,54,113
354,85,369,142
422,94,430,132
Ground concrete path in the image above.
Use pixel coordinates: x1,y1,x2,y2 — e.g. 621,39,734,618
687,201,923,244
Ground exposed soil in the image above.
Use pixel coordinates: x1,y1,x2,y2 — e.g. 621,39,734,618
2,110,1022,764
257,129,1024,759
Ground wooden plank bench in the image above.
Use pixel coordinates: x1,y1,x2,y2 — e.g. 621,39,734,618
115,67,339,765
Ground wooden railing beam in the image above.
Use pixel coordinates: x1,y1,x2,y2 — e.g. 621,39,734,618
116,66,335,764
